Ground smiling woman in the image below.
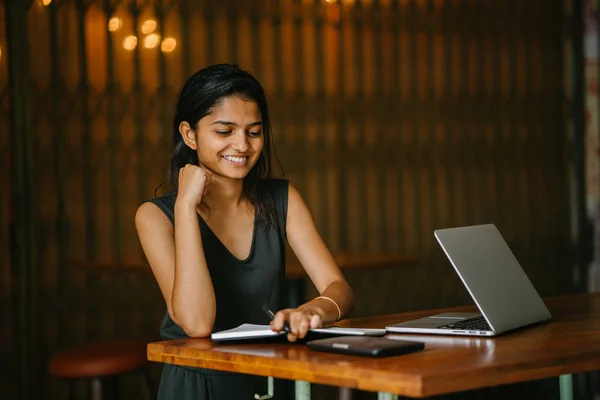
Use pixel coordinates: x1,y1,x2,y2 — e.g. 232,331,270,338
134,64,354,400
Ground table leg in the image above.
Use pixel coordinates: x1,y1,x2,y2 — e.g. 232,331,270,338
295,380,311,400
377,393,398,400
559,374,573,400
254,377,275,399
338,387,353,400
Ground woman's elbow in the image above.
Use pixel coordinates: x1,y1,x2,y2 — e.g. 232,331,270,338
169,308,214,338
182,325,213,338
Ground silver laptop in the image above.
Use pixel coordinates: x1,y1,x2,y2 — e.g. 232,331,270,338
386,224,551,337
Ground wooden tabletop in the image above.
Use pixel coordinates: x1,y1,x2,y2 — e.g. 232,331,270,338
147,292,600,397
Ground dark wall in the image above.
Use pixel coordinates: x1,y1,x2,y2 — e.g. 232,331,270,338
0,0,576,399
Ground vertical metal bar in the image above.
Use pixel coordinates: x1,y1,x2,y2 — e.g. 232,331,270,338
180,0,191,78
472,0,485,225
104,0,122,262
373,0,386,251
337,1,348,250
490,0,502,232
205,1,216,65
294,0,304,196
442,0,456,229
49,0,67,354
553,0,568,284
457,0,470,227
314,1,327,241
408,0,421,249
523,0,537,282
132,2,145,203
571,0,589,292
250,7,261,78
77,0,95,261
104,0,122,340
272,1,285,161
6,1,36,398
477,0,491,225
228,6,238,64
504,0,518,236
354,0,367,250
392,0,403,252
425,0,436,242
0,0,12,390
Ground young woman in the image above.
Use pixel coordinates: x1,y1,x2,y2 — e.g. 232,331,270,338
135,64,354,399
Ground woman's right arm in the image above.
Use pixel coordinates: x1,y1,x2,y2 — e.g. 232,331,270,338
135,166,216,338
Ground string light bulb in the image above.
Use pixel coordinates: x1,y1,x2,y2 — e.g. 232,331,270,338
41,0,52,6
122,36,138,51
108,17,122,32
141,20,157,35
160,38,177,53
144,34,160,49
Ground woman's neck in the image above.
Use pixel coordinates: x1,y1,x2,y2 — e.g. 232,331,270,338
200,177,246,212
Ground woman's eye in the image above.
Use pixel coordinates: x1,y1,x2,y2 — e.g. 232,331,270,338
216,131,231,135
248,131,262,137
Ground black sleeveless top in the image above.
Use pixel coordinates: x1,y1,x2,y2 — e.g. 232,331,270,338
147,179,289,340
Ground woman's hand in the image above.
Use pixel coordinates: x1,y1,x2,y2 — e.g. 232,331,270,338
270,305,325,342
176,164,212,207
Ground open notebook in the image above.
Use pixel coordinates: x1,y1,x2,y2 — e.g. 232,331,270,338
211,323,387,342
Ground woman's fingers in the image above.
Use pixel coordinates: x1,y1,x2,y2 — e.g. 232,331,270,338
309,314,322,329
273,306,325,341
298,318,310,338
271,309,290,332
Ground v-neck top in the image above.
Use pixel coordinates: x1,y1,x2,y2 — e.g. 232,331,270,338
146,179,289,340
198,209,258,263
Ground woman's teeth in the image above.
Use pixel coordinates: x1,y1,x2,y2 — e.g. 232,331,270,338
223,155,248,163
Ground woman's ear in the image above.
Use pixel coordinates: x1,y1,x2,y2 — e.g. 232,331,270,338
179,121,197,150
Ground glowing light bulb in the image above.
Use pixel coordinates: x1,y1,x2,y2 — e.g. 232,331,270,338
108,17,122,32
144,34,160,49
122,36,138,51
42,0,52,6
141,20,157,35
160,38,177,53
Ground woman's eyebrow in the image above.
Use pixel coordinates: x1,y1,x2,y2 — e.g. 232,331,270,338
211,120,236,126
211,120,262,127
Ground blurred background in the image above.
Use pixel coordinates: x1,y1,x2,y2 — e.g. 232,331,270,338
1,0,599,398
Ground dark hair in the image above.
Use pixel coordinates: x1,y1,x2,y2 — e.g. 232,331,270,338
168,63,279,226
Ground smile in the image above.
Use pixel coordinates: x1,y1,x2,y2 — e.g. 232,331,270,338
222,155,249,165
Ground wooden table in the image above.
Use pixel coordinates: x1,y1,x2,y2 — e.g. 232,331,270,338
148,292,600,399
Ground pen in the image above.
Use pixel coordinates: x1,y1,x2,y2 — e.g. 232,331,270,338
262,304,291,334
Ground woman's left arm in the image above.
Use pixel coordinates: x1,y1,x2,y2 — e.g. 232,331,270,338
270,184,354,342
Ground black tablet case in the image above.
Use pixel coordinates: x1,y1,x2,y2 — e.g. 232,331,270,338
307,336,425,357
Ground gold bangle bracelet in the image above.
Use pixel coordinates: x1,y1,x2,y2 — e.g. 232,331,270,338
316,296,342,321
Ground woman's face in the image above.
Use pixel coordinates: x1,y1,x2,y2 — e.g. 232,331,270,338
193,96,264,180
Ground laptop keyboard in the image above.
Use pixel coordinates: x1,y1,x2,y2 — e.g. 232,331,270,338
439,316,492,331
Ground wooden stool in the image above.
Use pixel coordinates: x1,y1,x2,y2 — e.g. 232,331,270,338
48,339,153,400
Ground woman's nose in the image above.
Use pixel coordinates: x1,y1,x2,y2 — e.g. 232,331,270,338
231,131,249,151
